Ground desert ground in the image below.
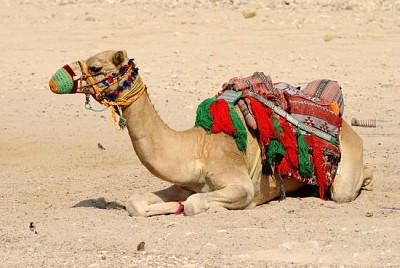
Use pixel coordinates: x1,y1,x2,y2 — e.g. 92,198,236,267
1,0,399,267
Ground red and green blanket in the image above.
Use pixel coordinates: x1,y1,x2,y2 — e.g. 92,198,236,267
195,72,343,199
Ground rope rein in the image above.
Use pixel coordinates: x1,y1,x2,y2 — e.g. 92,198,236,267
85,93,109,112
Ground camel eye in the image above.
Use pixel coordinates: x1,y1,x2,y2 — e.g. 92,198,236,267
89,66,103,73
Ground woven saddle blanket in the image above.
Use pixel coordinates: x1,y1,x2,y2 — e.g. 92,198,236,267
195,72,343,199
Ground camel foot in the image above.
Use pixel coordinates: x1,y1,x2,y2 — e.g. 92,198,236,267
126,197,147,217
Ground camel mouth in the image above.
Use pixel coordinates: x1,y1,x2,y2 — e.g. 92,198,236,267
49,65,78,94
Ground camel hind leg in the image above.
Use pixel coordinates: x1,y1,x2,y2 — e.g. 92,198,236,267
330,120,372,202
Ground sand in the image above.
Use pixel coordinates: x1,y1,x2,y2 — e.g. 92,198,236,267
1,0,399,267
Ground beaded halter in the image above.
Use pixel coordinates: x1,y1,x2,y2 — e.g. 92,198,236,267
79,58,146,129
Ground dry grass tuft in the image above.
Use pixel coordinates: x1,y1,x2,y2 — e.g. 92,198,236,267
241,10,257,19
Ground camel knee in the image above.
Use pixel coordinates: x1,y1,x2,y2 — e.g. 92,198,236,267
236,184,255,207
215,183,254,209
330,189,355,203
330,174,356,203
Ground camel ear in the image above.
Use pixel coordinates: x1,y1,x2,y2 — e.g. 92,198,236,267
112,50,126,66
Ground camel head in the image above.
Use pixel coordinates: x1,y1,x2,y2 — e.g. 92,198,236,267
49,50,142,103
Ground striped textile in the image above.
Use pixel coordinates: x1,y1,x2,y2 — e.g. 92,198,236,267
221,72,289,110
288,95,342,138
302,79,344,116
219,75,343,141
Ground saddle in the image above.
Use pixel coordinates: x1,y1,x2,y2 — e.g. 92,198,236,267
195,72,343,199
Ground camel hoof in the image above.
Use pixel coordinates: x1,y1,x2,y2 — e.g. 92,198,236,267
362,166,373,187
183,204,195,216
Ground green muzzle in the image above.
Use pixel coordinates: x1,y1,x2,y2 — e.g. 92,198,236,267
49,65,78,94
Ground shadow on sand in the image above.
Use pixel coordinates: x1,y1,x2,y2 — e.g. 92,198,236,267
72,197,126,210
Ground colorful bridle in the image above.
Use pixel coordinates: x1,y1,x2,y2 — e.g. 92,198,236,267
50,58,146,129
80,58,146,128
78,59,144,103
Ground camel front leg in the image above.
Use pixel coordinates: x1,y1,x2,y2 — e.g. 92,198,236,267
183,182,255,216
126,185,194,217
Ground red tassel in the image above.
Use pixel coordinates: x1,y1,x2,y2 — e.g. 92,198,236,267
279,119,298,169
312,134,328,200
277,158,291,175
249,97,275,144
210,99,235,134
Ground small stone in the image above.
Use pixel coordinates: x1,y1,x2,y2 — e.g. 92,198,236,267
279,242,293,250
85,17,96,22
137,241,145,251
365,212,373,217
184,231,196,237
202,243,217,250
167,222,178,227
97,143,106,150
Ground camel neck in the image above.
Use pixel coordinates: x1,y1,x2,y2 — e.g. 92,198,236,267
122,91,179,179
123,91,172,140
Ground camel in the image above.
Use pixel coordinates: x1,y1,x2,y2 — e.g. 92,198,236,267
49,50,372,216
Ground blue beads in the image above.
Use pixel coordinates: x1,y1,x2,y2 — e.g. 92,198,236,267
123,80,132,88
119,67,126,74
107,93,117,100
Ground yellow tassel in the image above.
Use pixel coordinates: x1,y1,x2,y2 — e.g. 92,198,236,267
330,102,340,116
109,106,119,129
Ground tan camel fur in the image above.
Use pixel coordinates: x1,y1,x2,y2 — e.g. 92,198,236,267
49,50,372,216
